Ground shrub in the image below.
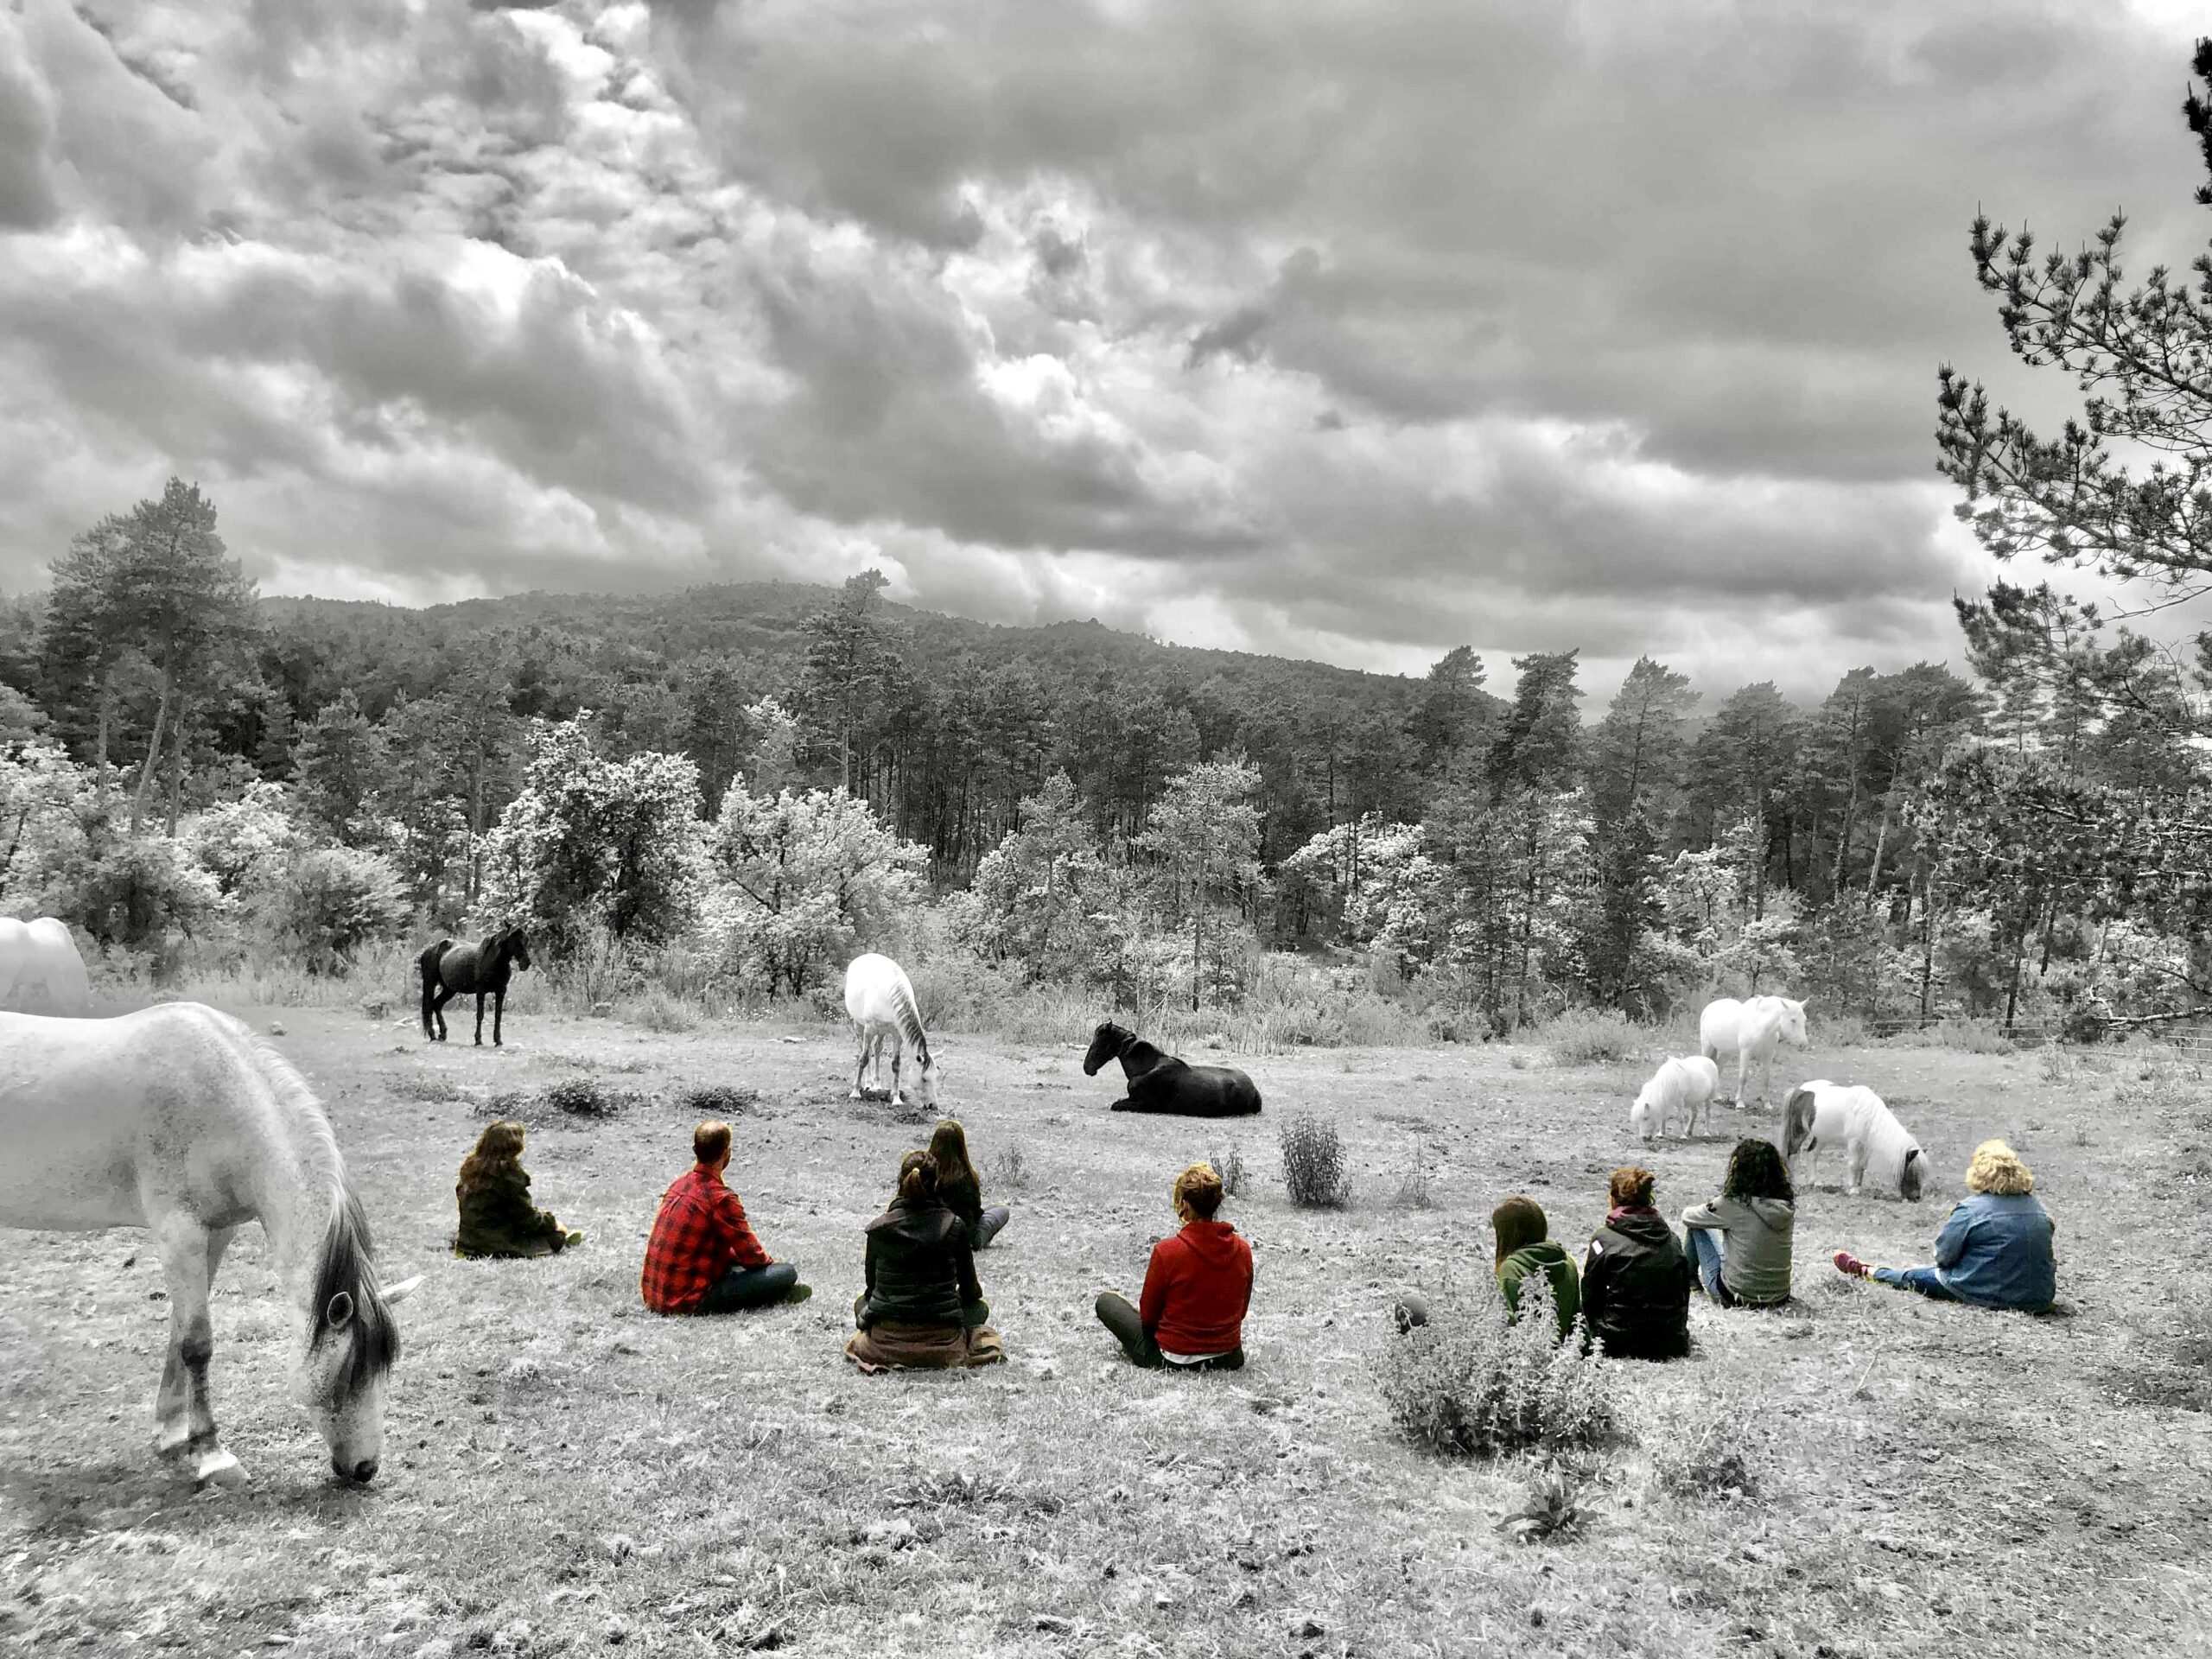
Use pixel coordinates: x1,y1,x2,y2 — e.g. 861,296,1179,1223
1207,1142,1249,1198
622,984,702,1033
1649,1405,1773,1502
677,1083,760,1119
1883,1015,2015,1055
536,1077,641,1120
1373,1281,1620,1459
251,846,410,973
1539,1007,1643,1066
1278,1113,1351,1208
1392,1135,1435,1210
1497,1459,1599,1544
985,1142,1032,1192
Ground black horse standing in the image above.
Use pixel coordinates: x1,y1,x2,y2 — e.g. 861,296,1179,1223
420,927,532,1046
1082,1021,1262,1117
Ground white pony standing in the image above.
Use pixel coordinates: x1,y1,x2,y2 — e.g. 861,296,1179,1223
843,952,939,1110
1699,994,1808,1112
1630,1054,1721,1141
0,1003,421,1485
0,916,92,1014
1783,1079,1927,1200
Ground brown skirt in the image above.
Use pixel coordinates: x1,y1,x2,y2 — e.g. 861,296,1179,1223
844,1321,1007,1374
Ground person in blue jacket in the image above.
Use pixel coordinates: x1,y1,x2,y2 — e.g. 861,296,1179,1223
1833,1139,2055,1311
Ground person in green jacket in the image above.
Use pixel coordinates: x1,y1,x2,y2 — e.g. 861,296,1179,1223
454,1120,585,1259
1492,1195,1581,1342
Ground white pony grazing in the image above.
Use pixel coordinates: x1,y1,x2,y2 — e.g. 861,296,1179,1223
1783,1078,1926,1201
843,952,939,1109
1630,1054,1721,1141
0,1004,422,1486
0,916,92,1014
1699,995,1808,1111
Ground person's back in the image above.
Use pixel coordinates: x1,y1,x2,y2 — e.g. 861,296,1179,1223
454,1120,581,1261
1142,1217,1254,1358
641,1120,804,1315
1935,1191,2056,1309
1582,1185,1690,1360
860,1196,980,1328
1497,1240,1580,1339
1681,1141,1797,1308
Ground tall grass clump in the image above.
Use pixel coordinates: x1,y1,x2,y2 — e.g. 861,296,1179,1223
1373,1282,1619,1459
1649,1401,1774,1503
1278,1113,1351,1207
1540,1007,1643,1067
1207,1142,1249,1198
1883,1015,2015,1056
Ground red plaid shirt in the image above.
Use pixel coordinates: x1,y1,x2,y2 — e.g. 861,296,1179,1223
641,1165,771,1314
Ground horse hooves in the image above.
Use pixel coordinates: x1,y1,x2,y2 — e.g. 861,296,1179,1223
194,1449,247,1488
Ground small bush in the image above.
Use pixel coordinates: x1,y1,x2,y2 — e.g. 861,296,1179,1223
1498,1459,1599,1545
1540,1007,1643,1067
1373,1281,1620,1460
986,1142,1032,1192
1207,1142,1249,1198
537,1076,642,1120
1392,1135,1435,1210
677,1083,760,1119
1278,1113,1351,1208
623,984,702,1033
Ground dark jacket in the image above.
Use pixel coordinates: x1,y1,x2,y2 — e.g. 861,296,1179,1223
1139,1220,1255,1357
1497,1241,1581,1342
454,1166,566,1260
938,1169,985,1235
858,1198,982,1330
1581,1206,1692,1359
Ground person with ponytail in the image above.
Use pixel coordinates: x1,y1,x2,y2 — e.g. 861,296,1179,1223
845,1148,1004,1371
454,1120,584,1259
928,1118,1012,1250
1095,1161,1254,1371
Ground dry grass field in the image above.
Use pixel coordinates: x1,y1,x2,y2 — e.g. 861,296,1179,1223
4,1003,2210,1657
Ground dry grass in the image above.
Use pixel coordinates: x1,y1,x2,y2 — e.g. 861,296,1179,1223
3,1011,2209,1656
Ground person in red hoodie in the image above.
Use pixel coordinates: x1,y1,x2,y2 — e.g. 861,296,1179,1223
640,1121,812,1315
1094,1161,1253,1371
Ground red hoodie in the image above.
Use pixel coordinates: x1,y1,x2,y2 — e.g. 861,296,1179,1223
1139,1220,1254,1356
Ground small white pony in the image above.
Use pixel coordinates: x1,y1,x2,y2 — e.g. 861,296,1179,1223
1699,994,1808,1111
1783,1079,1926,1200
843,952,939,1109
1630,1054,1720,1141
0,1004,421,1485
0,916,92,1014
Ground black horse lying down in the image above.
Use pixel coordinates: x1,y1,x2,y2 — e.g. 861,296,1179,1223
1082,1021,1262,1117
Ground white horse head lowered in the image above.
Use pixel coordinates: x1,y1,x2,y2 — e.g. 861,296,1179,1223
0,1003,421,1486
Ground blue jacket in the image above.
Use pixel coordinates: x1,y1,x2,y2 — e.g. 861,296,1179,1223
1934,1192,2056,1310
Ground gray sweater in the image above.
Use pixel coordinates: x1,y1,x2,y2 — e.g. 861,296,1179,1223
1680,1194,1795,1305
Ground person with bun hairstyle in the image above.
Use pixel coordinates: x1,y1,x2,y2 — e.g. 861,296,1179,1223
1580,1166,1692,1359
1095,1162,1253,1371
641,1121,811,1314
454,1120,585,1259
1834,1139,2056,1311
928,1118,1012,1250
846,1148,1005,1370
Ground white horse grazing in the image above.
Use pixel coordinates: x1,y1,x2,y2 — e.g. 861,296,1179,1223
1699,995,1808,1111
1630,1054,1721,1141
0,1004,421,1486
0,916,92,1014
1783,1079,1926,1201
843,952,939,1109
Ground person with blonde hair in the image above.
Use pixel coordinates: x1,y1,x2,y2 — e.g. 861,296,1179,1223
845,1148,1003,1371
1834,1139,2056,1310
1580,1166,1691,1360
453,1120,584,1259
1096,1162,1253,1371
928,1118,1011,1249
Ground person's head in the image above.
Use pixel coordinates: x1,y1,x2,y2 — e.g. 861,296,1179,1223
458,1120,526,1191
1171,1161,1225,1224
1491,1195,1549,1264
693,1120,733,1173
1608,1166,1656,1211
897,1147,941,1205
1966,1139,2034,1196
1722,1138,1795,1204
927,1119,977,1186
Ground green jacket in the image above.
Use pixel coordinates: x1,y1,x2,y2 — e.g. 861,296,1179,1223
1497,1241,1581,1342
455,1166,567,1260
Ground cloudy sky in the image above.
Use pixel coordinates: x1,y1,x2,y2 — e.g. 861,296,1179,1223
2,0,2207,702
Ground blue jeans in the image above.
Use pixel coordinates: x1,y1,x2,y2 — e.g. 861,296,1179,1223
972,1206,1011,1250
1873,1265,1961,1302
697,1262,799,1313
1687,1229,1732,1303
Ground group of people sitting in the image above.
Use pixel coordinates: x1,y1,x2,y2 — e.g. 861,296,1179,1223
1395,1134,2058,1355
452,1115,1254,1370
452,1116,2056,1374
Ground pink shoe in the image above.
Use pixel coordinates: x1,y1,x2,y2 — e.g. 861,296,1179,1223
1833,1250,1872,1281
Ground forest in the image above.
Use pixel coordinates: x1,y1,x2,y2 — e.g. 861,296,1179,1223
1,492,2206,1042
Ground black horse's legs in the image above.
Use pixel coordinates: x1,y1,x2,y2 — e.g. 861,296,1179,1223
492,988,504,1046
429,984,454,1041
474,991,486,1046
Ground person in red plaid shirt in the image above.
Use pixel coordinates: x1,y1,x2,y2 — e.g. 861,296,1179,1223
641,1121,812,1314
